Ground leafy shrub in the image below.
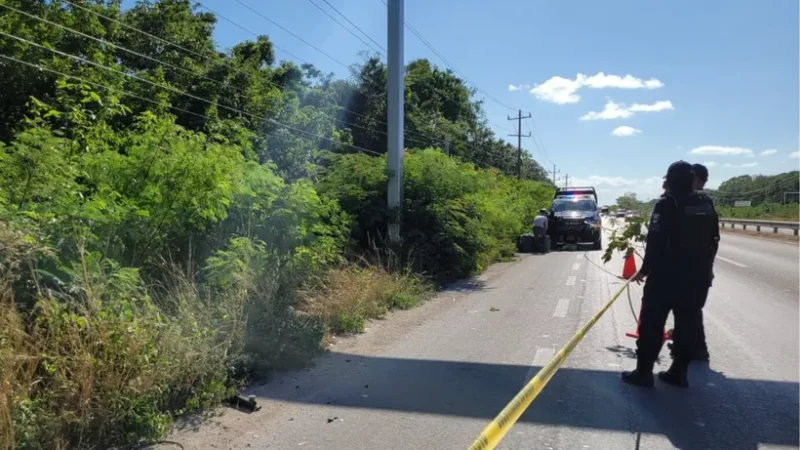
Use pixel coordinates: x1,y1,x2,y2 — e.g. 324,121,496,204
318,149,553,280
0,108,349,447
0,222,237,450
716,203,799,221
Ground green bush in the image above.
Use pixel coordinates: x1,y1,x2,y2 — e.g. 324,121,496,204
716,203,799,221
319,149,553,280
0,108,348,447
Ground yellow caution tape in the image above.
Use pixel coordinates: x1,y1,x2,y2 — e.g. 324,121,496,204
465,270,640,450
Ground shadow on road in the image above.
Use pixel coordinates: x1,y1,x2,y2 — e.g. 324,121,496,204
442,277,490,294
605,344,664,364
245,352,798,450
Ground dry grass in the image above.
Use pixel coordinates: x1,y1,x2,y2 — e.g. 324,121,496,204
0,223,240,450
300,264,431,335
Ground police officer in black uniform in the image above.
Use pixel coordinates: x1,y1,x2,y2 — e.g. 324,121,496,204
666,163,719,361
622,161,719,388
691,163,719,361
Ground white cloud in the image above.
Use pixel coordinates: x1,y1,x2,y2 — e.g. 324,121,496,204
791,151,800,159
529,72,664,104
582,73,665,90
508,83,530,92
723,162,758,168
570,175,664,205
702,161,718,167
760,149,777,156
688,145,754,156
611,126,641,137
628,100,674,112
529,76,583,104
580,100,674,121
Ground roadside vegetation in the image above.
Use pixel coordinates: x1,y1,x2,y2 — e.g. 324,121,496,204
0,1,552,448
708,171,799,220
715,203,799,221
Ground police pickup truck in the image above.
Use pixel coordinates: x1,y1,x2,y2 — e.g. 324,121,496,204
548,187,602,250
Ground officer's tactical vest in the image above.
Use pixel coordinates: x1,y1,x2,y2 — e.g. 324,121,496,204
664,193,717,280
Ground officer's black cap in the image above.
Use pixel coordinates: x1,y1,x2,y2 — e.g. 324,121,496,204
664,160,694,179
692,163,709,182
664,160,695,192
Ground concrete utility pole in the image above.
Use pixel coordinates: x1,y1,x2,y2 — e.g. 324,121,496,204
548,164,561,187
387,0,404,244
564,174,570,188
507,109,531,179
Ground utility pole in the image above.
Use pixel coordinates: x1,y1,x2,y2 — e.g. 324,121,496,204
387,0,404,244
507,109,531,179
564,174,570,188
548,164,561,186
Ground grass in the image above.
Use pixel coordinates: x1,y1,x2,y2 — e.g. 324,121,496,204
300,264,432,337
0,224,430,450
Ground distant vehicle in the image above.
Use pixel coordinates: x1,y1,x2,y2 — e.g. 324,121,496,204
548,197,602,250
616,210,627,218
554,186,598,203
600,206,610,215
626,211,642,219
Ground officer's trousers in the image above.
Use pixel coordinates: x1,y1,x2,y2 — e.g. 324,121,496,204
636,277,709,373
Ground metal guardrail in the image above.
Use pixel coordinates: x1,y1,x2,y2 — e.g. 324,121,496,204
719,218,799,236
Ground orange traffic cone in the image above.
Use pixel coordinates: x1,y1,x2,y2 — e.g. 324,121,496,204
621,253,637,280
625,303,672,343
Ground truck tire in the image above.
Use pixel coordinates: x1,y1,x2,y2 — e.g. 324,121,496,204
593,236,602,251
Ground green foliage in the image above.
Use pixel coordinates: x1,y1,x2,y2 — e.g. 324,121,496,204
602,216,647,264
0,0,556,447
716,202,799,221
320,149,553,280
615,191,641,211
708,171,799,206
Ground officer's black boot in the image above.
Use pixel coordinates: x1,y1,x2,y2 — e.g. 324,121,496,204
622,360,655,388
692,345,710,362
658,360,689,388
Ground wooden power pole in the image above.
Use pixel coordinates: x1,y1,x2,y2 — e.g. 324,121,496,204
507,109,531,179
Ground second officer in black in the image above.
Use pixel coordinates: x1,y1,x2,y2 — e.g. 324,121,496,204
622,161,719,388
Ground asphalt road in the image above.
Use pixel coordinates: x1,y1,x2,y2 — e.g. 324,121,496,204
167,222,799,450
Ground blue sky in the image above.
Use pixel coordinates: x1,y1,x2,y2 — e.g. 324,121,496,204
128,0,799,205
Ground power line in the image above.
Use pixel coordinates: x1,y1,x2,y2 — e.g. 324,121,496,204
0,4,432,148
379,0,517,113
304,0,385,56
319,0,387,53
507,110,531,179
230,0,351,68
0,53,392,161
0,54,215,123
197,1,442,148
0,30,383,156
61,0,308,80
218,0,488,153
524,116,554,166
59,0,500,157
195,3,311,64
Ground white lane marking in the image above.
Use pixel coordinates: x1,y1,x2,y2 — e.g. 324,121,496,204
566,276,577,286
716,256,748,268
572,263,581,271
576,253,583,259
553,299,570,318
533,347,554,366
524,347,555,384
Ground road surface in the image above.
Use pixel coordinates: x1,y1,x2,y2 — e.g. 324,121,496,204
165,222,799,450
